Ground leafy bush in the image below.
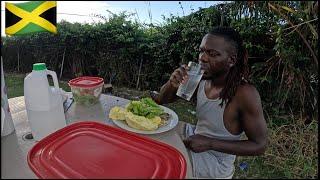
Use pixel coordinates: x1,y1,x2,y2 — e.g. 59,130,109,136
1,1,318,122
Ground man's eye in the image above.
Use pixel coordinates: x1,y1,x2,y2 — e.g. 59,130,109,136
208,51,218,57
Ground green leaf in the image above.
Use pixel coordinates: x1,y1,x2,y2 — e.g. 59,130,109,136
281,6,295,13
127,98,164,118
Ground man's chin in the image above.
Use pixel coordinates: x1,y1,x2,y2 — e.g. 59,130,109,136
201,74,212,80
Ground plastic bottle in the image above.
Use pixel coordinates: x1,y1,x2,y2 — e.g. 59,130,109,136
24,63,66,141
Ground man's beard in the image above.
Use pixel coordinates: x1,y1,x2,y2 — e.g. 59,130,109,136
201,69,228,81
201,75,212,80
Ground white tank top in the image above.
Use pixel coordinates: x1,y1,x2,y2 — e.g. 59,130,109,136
187,80,243,177
195,80,242,140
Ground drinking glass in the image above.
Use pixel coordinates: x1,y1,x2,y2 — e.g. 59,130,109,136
176,61,203,101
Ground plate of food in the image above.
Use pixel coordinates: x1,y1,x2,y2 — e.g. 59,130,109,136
109,98,178,134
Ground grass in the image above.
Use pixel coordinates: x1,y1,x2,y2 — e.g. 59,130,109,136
5,73,25,99
4,73,318,179
4,73,70,98
234,119,318,179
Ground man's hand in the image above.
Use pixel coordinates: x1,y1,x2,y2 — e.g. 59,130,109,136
183,134,213,153
157,64,190,104
169,65,189,88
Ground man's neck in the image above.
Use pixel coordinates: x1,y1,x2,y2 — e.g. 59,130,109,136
210,73,228,89
204,74,227,99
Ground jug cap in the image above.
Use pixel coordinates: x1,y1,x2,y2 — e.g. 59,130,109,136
33,63,47,71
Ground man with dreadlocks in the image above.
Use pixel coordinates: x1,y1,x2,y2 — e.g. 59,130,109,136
154,26,267,178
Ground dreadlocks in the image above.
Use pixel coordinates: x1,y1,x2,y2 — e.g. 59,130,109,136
208,27,250,107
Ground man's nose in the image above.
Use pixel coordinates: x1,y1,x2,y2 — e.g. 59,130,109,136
198,52,208,63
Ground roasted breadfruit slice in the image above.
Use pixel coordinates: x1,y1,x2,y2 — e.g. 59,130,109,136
125,112,159,131
109,106,127,120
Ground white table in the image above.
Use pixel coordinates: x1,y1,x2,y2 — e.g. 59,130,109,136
1,94,193,179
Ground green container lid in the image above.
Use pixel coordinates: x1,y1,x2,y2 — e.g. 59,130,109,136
33,63,47,71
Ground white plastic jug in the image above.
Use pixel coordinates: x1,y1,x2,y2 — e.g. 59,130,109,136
24,63,66,141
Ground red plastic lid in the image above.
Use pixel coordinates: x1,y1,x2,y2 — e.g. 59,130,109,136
68,76,104,88
27,121,187,179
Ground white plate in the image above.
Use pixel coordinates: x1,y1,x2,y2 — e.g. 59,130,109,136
112,105,179,134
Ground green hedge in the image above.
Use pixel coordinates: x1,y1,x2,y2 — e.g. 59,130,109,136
2,1,318,122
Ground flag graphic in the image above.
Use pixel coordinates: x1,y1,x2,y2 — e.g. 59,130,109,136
5,1,57,36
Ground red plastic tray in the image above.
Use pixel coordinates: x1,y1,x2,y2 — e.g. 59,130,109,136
27,121,186,179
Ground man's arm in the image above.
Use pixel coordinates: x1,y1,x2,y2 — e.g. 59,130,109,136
156,65,189,105
184,85,268,156
156,81,179,104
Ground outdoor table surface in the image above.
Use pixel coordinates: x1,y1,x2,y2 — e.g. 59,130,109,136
1,93,193,179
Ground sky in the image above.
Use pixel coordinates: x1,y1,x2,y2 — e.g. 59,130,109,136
1,1,225,37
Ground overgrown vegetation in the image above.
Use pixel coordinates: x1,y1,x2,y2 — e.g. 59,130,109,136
2,1,317,122
2,1,318,178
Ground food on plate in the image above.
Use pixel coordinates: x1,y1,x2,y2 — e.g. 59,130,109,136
125,111,159,131
109,98,170,131
125,98,164,119
109,106,127,120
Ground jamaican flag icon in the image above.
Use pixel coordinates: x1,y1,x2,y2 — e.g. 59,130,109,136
5,1,57,36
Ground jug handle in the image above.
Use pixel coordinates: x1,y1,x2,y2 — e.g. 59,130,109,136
46,70,60,93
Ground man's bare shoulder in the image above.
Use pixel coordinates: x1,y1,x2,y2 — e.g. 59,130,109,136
234,83,262,108
236,83,260,97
